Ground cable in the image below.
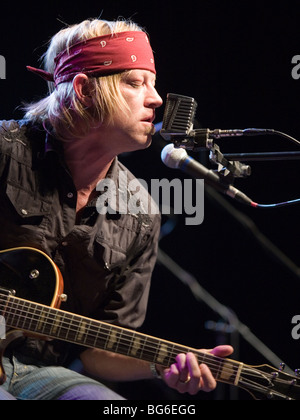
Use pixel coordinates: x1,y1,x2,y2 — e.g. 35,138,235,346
251,198,300,209
271,130,300,147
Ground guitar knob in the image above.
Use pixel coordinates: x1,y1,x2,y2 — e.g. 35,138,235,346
59,294,68,302
295,369,300,377
279,363,285,371
29,269,40,279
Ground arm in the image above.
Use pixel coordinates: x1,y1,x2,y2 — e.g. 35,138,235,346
80,348,158,381
80,345,234,394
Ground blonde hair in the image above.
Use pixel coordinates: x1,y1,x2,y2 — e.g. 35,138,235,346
24,18,144,140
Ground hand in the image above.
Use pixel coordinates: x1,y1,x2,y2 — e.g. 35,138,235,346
158,345,233,395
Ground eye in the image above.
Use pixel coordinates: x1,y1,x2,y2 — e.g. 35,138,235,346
129,79,144,88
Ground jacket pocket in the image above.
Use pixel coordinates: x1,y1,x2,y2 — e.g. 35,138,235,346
6,182,51,219
94,234,128,272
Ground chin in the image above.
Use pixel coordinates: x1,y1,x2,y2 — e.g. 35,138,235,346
131,134,153,152
141,135,153,150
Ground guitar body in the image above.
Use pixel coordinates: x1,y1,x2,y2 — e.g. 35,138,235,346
0,247,63,307
0,247,63,384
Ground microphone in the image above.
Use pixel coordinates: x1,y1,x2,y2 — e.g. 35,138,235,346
161,143,254,206
160,93,275,151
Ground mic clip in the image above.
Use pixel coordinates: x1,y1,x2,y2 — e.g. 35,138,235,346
172,132,251,180
170,128,213,151
209,143,251,179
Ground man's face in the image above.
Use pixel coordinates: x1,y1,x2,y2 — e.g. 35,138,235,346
109,69,163,153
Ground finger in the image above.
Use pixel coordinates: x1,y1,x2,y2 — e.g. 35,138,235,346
184,353,202,395
199,363,217,392
210,345,234,358
164,363,180,388
175,353,190,383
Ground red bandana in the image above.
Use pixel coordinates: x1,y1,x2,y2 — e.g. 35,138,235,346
27,31,156,87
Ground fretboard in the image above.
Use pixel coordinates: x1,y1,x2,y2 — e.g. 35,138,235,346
0,293,243,386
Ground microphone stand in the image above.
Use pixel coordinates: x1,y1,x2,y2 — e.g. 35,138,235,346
156,187,296,372
223,151,300,162
156,244,292,400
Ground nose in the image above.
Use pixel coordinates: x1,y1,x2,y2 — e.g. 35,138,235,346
146,85,163,109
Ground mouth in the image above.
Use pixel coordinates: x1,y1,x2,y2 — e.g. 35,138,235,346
141,114,155,124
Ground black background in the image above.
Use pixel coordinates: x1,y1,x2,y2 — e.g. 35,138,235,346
1,0,300,400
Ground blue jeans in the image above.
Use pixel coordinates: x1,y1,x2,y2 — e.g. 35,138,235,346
0,352,124,400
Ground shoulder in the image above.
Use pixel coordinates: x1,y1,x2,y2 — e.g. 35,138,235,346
0,119,30,154
0,119,44,164
0,119,27,140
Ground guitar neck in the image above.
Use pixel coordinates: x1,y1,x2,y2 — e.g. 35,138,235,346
0,293,243,386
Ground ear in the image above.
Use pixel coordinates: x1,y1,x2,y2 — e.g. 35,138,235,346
72,73,93,107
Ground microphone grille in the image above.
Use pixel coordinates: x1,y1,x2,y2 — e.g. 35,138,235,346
161,144,187,169
160,93,197,141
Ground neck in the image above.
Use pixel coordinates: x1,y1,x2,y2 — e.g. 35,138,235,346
62,132,115,192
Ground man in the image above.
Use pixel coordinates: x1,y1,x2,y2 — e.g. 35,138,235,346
0,17,233,400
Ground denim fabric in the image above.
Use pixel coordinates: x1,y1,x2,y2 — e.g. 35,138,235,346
0,353,124,400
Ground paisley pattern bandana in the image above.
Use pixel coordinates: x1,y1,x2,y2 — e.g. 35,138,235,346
27,31,156,87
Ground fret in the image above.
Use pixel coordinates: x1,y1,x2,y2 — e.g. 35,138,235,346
105,326,119,351
115,329,123,354
115,330,133,356
84,320,99,348
80,320,90,345
59,312,75,342
22,300,39,331
0,293,242,390
12,299,24,330
212,353,223,380
22,301,40,333
24,301,37,332
56,311,68,339
42,307,56,337
6,297,18,327
140,336,158,362
13,298,28,330
129,332,142,358
103,325,113,350
211,357,243,386
75,319,87,343
36,307,48,333
50,312,62,336
198,350,208,366
0,294,8,318
156,341,169,364
66,314,77,342
165,343,176,367
90,320,109,350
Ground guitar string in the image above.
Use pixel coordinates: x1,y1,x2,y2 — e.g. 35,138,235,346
2,297,296,388
0,303,236,380
0,298,242,379
0,298,297,399
1,298,294,388
5,305,298,395
237,370,297,399
1,298,298,394
2,297,299,388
